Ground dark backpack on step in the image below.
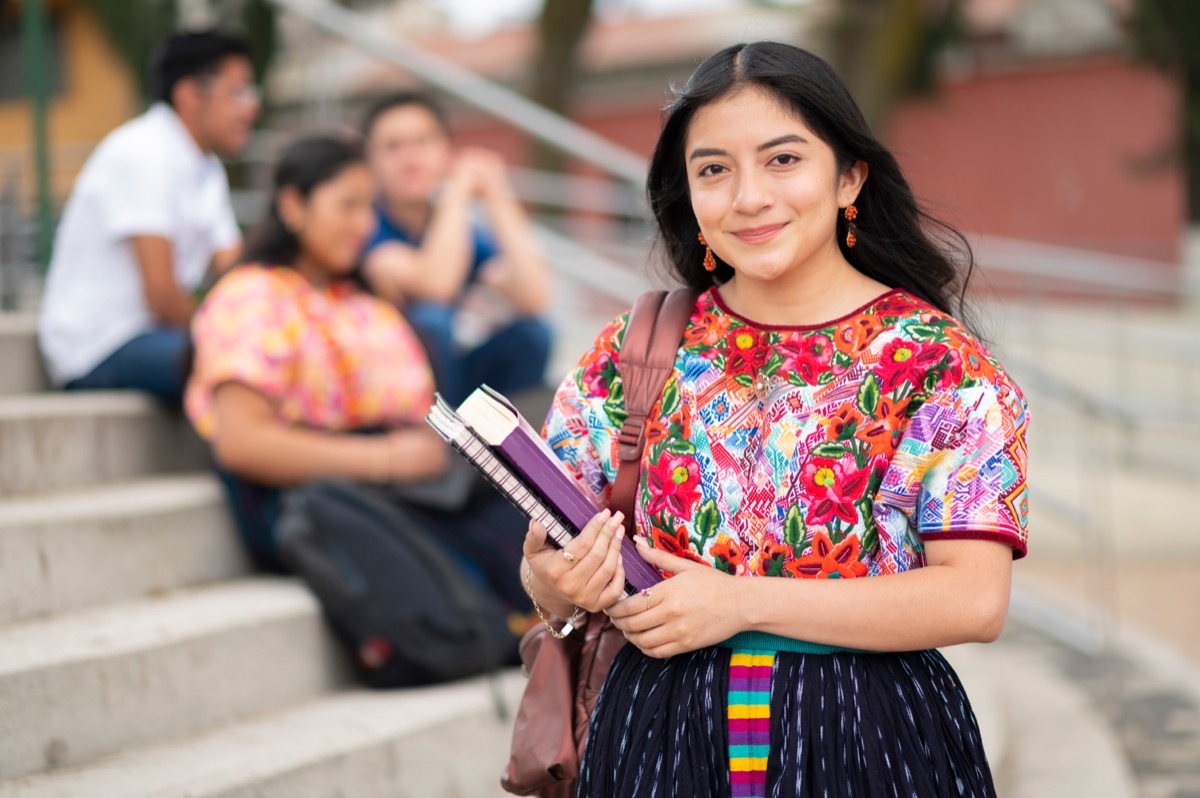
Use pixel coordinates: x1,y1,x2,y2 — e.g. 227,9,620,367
277,479,517,688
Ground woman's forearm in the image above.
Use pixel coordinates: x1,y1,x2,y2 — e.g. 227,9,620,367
214,422,382,486
364,183,476,305
483,192,551,314
731,544,1012,651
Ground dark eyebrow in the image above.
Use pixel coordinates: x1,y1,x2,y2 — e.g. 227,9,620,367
758,134,808,150
688,147,727,161
688,134,810,161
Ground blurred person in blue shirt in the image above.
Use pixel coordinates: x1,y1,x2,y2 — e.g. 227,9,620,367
360,92,553,405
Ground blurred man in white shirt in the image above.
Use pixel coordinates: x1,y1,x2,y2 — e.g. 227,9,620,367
38,30,260,404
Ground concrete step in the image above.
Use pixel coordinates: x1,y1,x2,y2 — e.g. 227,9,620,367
0,579,351,782
0,673,525,798
1002,341,1200,424
0,392,209,498
0,315,47,396
944,637,1139,798
0,474,246,625
1028,455,1199,556
1025,387,1200,479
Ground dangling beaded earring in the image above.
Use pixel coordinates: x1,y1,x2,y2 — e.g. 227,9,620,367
844,204,858,248
698,232,717,272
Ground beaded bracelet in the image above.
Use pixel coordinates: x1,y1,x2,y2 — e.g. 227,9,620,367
524,562,583,638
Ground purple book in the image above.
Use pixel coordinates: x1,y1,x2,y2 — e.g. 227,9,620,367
430,385,662,594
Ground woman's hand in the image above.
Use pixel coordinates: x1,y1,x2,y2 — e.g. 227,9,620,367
606,537,747,659
523,510,627,614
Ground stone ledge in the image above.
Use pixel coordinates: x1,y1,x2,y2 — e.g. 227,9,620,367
0,578,352,782
0,672,526,798
0,474,245,625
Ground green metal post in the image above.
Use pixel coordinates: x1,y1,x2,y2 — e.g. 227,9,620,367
21,0,54,272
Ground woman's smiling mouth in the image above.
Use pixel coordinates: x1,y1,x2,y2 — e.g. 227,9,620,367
731,223,787,244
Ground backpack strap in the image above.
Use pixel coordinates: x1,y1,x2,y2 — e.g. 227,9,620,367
610,288,700,536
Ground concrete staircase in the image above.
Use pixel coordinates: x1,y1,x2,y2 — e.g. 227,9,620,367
0,314,518,797
985,299,1200,560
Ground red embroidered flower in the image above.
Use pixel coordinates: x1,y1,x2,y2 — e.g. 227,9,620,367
683,311,732,348
755,537,792,576
876,339,948,393
649,524,707,573
725,327,770,378
836,314,884,354
710,534,748,575
936,348,965,391
874,293,919,318
646,453,702,520
860,397,905,457
785,532,868,579
800,455,870,526
781,333,833,384
581,351,614,398
822,404,860,440
643,412,691,448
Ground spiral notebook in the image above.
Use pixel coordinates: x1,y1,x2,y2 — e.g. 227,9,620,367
425,385,661,595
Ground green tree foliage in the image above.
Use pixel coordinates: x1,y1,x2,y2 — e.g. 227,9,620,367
84,0,278,103
827,0,962,130
85,0,177,99
1131,0,1200,222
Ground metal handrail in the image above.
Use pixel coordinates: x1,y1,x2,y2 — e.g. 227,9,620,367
266,0,649,185
971,234,1182,302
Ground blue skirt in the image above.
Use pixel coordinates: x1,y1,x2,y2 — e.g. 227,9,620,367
577,643,997,797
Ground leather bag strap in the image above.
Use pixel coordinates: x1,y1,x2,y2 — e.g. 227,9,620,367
609,288,700,536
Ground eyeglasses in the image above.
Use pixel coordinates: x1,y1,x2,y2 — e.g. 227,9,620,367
199,79,262,106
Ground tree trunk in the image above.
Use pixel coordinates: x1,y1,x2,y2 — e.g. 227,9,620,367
530,0,596,174
826,0,953,131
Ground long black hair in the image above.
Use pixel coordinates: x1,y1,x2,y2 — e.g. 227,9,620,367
648,41,975,321
241,134,366,269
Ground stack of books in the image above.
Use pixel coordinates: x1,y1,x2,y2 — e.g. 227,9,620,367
426,386,661,596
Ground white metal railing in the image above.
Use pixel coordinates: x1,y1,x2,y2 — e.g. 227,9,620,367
971,234,1182,302
265,0,648,185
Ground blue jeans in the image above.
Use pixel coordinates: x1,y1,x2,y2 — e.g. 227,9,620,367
407,303,552,405
65,327,188,406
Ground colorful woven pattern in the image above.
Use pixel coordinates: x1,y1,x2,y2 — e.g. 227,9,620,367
545,288,1030,583
728,650,775,797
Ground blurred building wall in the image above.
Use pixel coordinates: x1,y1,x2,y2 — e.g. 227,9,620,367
889,55,1183,263
0,0,139,209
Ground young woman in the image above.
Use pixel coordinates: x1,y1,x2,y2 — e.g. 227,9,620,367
185,135,527,613
521,43,1029,797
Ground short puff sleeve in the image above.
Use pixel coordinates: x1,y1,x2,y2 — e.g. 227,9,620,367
875,377,1030,559
542,313,629,505
185,268,299,439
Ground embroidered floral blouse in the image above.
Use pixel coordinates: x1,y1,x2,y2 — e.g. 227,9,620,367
186,265,435,440
543,288,1030,578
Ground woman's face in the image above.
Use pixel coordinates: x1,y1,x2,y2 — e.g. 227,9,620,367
287,163,378,277
685,86,864,284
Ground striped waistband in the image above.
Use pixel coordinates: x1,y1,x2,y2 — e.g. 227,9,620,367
718,631,869,655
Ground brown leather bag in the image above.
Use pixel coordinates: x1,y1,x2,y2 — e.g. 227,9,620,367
501,288,699,797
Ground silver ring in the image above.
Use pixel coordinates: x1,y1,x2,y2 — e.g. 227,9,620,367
641,588,652,606
562,550,577,566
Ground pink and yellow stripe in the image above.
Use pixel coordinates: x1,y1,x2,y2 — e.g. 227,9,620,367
728,651,774,798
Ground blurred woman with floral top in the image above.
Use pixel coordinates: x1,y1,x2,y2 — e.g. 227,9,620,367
185,135,528,616
520,42,1029,798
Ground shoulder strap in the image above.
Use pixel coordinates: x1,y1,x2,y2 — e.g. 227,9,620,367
609,288,700,535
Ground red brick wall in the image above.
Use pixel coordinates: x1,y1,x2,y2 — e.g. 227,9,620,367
887,57,1184,263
